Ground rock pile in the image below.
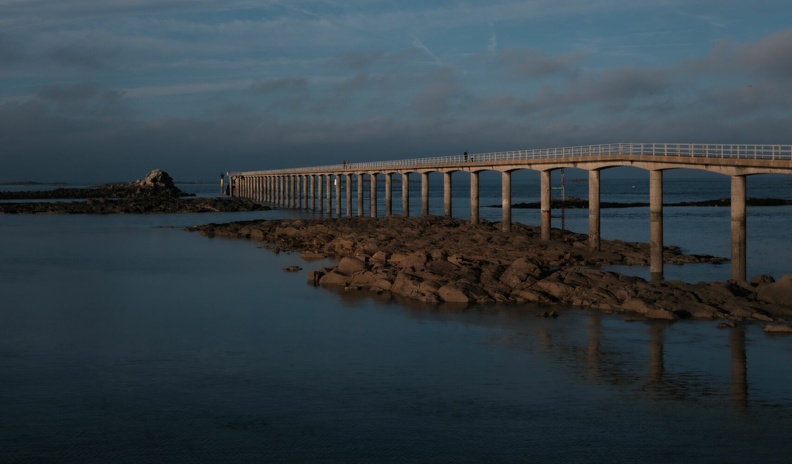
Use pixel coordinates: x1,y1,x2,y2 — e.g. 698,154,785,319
0,170,270,214
188,216,792,323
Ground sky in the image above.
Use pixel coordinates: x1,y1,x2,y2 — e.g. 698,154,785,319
1,1,791,183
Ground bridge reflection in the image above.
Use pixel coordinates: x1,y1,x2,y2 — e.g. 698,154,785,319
331,287,758,412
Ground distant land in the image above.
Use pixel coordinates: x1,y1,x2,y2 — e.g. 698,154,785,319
489,197,792,209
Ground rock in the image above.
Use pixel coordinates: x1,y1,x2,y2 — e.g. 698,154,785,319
337,257,367,274
391,271,441,303
756,274,792,307
283,265,302,272
300,251,326,260
136,169,176,188
751,274,776,285
499,257,544,289
763,324,792,333
185,216,792,321
319,270,352,287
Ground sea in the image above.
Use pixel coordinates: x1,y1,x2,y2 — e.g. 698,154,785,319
2,172,792,463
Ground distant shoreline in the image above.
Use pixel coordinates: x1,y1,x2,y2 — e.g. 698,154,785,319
489,197,792,209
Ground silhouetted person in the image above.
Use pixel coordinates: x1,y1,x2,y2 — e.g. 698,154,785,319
219,173,225,194
464,151,468,162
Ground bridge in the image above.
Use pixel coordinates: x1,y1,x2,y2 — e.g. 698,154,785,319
228,142,792,282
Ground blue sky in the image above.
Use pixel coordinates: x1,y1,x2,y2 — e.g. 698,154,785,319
1,1,791,182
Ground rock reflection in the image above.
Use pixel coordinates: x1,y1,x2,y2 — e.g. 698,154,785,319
324,286,755,412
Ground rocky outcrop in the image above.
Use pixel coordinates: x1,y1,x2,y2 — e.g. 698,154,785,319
0,170,270,214
188,216,792,323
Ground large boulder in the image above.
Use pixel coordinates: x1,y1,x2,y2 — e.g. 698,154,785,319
756,274,792,307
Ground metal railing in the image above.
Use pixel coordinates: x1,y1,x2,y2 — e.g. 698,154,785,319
232,143,792,176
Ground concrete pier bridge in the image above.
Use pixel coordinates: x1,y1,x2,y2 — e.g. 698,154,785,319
229,142,792,282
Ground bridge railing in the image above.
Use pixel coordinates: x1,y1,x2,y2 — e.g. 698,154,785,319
233,143,792,176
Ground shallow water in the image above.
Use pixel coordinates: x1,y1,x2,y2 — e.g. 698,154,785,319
1,178,792,463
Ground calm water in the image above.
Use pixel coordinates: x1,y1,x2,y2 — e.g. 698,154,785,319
2,177,792,463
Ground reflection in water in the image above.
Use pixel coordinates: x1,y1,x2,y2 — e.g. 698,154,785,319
326,283,757,412
731,326,748,411
648,322,665,386
587,313,601,382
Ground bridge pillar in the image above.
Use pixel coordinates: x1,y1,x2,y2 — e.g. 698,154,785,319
334,175,342,216
470,170,479,225
357,174,364,216
588,170,601,251
370,173,378,218
421,172,429,217
285,175,291,207
306,174,316,211
502,171,512,232
317,175,324,212
301,175,307,208
345,174,353,217
541,170,551,240
443,171,452,218
296,175,301,208
650,170,664,282
325,174,332,214
293,175,298,208
402,172,410,217
297,176,303,208
286,176,293,208
282,176,287,206
731,175,747,281
385,173,393,217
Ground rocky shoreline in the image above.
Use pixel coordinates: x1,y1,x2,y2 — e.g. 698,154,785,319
187,216,792,326
0,170,269,214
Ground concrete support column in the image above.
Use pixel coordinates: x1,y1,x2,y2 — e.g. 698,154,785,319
650,170,664,282
317,175,324,213
731,175,747,281
325,174,332,214
345,174,352,217
541,170,551,240
421,172,429,217
470,170,480,224
502,171,512,232
385,173,393,217
443,171,452,218
588,170,601,251
309,175,315,210
301,176,307,208
370,173,378,218
335,174,342,216
402,173,410,217
357,174,364,217
285,175,291,207
280,176,289,208
296,176,302,208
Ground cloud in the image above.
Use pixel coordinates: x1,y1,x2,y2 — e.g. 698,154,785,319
692,27,792,80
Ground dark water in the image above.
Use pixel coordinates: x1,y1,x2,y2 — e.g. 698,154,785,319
2,179,792,463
